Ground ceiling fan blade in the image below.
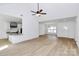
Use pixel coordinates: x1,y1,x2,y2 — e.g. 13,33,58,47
39,9,43,12
31,3,46,16
40,13,46,15
32,14,36,15
31,10,37,13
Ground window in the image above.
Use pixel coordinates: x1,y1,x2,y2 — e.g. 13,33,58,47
48,26,56,33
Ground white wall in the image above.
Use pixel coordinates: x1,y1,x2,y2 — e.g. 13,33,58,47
57,21,75,38
0,20,8,39
75,16,79,47
74,4,79,48
39,17,76,38
39,23,46,35
22,13,39,40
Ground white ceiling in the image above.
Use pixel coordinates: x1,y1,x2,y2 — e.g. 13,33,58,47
0,14,22,23
39,16,77,24
0,3,78,22
0,3,6,6
38,3,78,22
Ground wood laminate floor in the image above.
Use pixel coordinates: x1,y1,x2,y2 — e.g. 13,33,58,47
0,35,79,56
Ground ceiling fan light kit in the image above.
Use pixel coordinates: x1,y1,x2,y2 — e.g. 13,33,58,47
36,14,41,16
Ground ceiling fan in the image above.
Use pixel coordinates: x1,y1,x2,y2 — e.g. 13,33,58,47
31,3,47,16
